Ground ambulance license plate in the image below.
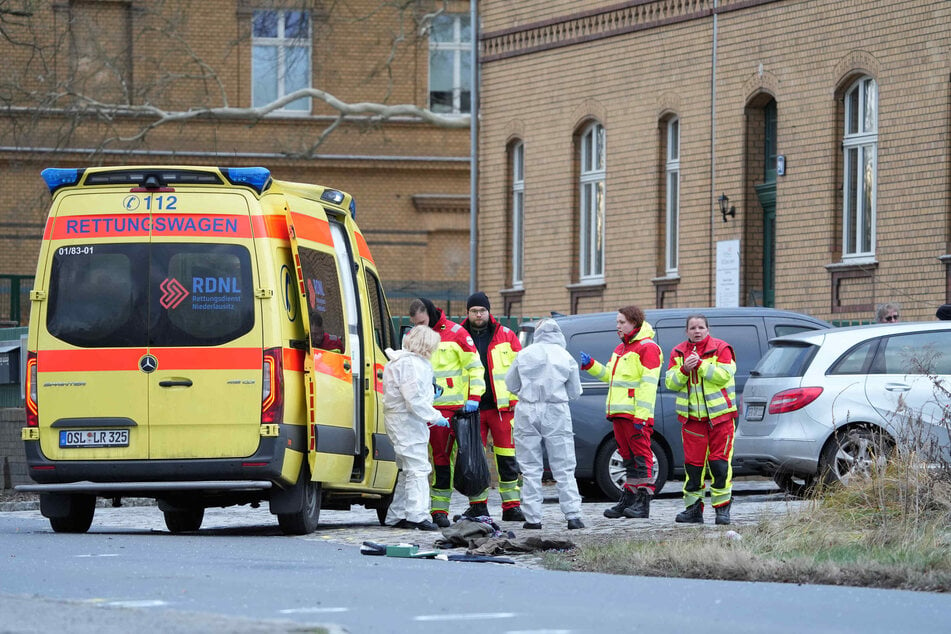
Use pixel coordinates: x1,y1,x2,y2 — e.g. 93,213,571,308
60,429,129,448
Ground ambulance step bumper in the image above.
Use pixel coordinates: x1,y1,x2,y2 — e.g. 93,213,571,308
16,480,274,493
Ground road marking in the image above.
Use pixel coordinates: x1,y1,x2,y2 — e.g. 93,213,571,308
102,600,169,608
505,631,573,634
76,554,119,558
279,607,350,614
415,612,517,621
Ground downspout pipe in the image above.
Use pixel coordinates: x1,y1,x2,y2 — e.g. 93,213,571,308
710,0,719,305
469,0,479,296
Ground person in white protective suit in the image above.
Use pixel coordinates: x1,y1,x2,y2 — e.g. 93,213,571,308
383,325,450,531
504,319,585,530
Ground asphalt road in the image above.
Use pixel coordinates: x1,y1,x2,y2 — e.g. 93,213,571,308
2,482,950,633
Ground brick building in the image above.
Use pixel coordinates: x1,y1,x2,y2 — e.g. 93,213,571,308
476,0,950,323
0,0,475,324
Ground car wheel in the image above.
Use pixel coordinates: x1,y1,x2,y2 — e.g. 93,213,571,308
47,494,96,534
594,438,667,501
819,427,893,486
772,471,817,498
164,507,204,533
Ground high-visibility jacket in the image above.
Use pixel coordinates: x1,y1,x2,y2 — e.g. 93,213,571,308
664,335,737,426
582,321,662,423
430,309,485,408
460,314,521,411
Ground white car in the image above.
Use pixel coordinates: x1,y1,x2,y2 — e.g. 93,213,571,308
735,322,951,496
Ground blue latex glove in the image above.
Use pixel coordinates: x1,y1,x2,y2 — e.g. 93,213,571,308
580,351,592,366
462,400,479,413
429,417,450,428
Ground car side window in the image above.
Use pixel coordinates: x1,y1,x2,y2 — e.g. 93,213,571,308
775,324,820,337
879,332,951,375
570,331,618,368
830,340,877,375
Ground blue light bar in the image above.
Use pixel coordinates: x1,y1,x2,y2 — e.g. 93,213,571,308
349,198,356,218
225,167,271,194
41,168,80,194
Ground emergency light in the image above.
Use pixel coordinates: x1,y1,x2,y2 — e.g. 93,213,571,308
225,167,272,194
41,168,82,193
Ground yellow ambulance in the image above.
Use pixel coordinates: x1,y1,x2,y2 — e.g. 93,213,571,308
18,165,399,534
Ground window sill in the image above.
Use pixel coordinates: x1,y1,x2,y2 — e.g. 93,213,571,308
825,258,878,272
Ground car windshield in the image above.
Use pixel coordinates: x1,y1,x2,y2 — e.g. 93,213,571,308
751,341,816,378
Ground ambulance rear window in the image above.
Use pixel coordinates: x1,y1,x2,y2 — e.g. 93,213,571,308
46,243,254,348
150,244,254,347
47,245,147,347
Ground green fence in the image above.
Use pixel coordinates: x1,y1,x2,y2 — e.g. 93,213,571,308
0,276,33,327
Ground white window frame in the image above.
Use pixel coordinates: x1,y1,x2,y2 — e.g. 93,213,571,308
665,118,681,275
579,123,606,282
842,76,878,260
252,9,312,113
511,142,525,289
428,14,471,115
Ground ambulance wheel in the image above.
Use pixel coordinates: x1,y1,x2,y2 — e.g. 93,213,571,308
376,493,393,526
47,494,96,534
278,480,322,535
164,508,205,533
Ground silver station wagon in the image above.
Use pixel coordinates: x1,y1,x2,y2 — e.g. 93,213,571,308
736,322,951,496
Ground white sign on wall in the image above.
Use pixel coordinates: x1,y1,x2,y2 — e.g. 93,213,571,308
716,239,740,308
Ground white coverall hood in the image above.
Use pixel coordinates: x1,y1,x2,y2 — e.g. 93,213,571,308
505,319,581,403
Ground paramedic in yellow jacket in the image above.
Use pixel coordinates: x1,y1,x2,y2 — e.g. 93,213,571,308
665,314,738,525
408,297,485,528
579,305,662,519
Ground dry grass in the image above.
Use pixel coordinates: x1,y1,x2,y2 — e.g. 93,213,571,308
546,457,951,592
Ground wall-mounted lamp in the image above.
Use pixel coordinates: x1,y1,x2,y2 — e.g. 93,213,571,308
718,193,736,222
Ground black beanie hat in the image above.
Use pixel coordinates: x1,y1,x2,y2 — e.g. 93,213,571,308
467,291,490,312
937,304,951,320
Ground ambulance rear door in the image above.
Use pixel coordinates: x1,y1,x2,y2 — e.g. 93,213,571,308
285,208,358,483
145,191,263,459
35,191,151,461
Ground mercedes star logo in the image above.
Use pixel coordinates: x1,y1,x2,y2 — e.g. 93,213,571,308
139,355,158,373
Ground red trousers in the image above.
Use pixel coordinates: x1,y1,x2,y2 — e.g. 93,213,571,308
611,417,654,492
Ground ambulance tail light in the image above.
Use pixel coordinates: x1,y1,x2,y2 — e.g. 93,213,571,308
25,352,38,427
262,347,284,424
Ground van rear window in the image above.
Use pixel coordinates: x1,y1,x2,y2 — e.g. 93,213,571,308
47,243,253,348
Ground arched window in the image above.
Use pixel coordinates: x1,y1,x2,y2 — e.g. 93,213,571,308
510,141,525,288
664,117,680,275
842,76,878,259
579,122,606,281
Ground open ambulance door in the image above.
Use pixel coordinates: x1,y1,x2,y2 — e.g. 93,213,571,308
284,208,357,485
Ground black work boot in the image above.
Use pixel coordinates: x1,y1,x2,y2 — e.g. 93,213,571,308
623,488,651,518
431,512,450,528
604,488,636,518
714,500,732,525
461,502,489,519
675,500,704,524
501,506,525,522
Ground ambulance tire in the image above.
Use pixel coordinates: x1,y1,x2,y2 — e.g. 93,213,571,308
163,508,205,533
47,494,96,534
376,493,393,526
278,477,322,535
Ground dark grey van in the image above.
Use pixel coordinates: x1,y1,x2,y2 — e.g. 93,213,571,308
518,308,831,498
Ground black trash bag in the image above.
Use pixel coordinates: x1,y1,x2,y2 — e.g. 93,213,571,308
451,410,490,498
